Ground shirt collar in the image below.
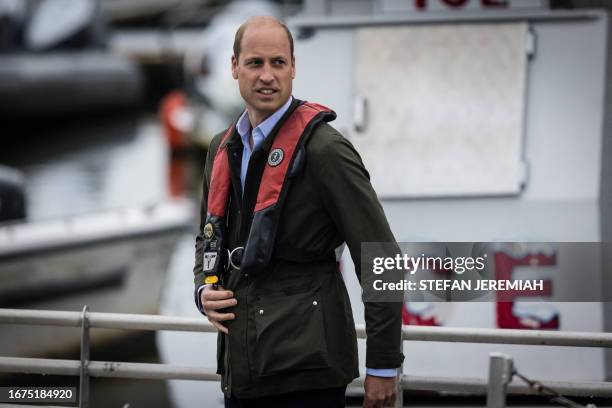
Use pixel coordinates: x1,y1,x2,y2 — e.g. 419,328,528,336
235,96,293,151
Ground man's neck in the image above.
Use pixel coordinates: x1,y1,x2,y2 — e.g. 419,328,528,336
246,97,291,129
247,111,269,129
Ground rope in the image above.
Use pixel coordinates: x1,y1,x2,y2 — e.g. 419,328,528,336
513,369,597,408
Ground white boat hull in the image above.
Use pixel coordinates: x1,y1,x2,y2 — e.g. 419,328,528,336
0,200,193,357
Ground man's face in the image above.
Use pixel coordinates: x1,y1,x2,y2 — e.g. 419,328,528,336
232,23,295,125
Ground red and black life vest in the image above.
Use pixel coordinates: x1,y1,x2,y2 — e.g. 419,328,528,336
202,101,336,285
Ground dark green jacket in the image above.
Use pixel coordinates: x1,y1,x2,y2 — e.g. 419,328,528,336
193,99,404,398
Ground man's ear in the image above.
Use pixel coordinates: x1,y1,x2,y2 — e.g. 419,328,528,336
291,56,296,79
231,55,238,79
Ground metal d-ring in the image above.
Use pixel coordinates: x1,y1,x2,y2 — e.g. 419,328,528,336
228,246,244,271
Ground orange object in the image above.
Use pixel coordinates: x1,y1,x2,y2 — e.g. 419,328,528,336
160,90,189,198
160,89,188,150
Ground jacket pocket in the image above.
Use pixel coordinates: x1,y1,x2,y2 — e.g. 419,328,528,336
253,289,329,376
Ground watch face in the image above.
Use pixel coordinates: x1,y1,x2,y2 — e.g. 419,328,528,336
268,148,284,167
204,222,214,239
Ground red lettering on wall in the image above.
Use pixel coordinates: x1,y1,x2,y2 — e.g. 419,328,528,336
415,0,510,10
402,305,441,326
495,251,558,330
442,0,469,6
482,0,509,6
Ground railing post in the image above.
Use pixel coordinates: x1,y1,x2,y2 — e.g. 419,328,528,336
487,353,513,408
394,337,403,408
79,306,90,408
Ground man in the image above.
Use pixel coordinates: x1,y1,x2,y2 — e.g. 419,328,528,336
193,16,404,408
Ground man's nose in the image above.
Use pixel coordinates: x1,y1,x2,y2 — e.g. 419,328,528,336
259,64,274,82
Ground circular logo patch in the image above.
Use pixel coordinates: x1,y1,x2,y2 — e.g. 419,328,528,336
203,223,214,239
268,148,284,167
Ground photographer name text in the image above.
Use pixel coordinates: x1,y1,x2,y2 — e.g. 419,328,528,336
373,279,544,291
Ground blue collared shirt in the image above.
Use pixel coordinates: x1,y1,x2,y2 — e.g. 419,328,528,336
199,95,396,378
235,96,293,190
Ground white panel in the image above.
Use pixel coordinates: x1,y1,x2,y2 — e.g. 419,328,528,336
522,19,606,201
354,23,528,197
292,29,354,137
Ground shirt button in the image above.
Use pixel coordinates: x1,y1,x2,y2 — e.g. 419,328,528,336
244,273,249,278
259,309,264,315
312,301,318,306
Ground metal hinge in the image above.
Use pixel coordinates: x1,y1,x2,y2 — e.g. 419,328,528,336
526,27,537,59
519,159,529,191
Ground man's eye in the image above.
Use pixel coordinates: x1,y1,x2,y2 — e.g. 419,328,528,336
273,60,286,65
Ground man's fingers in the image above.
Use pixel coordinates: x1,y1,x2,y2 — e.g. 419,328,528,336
381,390,396,407
362,397,382,408
203,289,234,301
209,319,228,334
363,393,383,408
199,285,236,332
383,389,396,407
364,395,392,407
200,285,237,332
207,310,235,322
363,375,396,408
203,298,237,311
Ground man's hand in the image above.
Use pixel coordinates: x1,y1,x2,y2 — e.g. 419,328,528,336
200,285,236,334
363,375,397,408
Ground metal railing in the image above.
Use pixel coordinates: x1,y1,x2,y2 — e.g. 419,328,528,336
0,307,611,407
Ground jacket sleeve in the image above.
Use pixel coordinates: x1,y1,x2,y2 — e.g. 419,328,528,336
311,131,405,369
192,135,221,309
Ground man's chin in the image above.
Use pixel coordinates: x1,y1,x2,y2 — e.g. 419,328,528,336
253,100,281,113
256,96,280,105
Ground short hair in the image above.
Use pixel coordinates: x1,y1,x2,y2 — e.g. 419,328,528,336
233,17,294,60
